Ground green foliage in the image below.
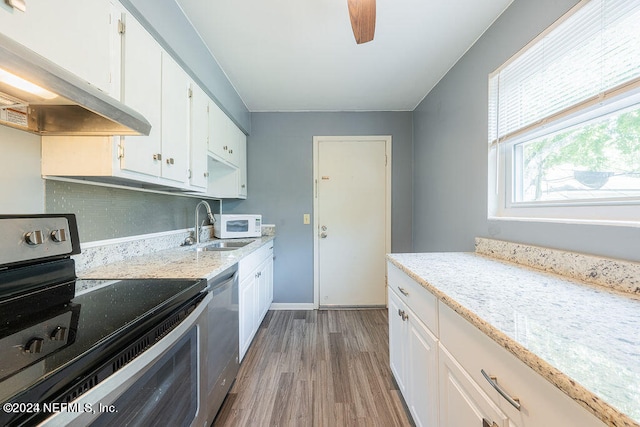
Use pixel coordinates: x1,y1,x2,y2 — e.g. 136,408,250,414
524,107,640,175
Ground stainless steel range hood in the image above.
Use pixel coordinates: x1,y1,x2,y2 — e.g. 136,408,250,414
0,33,151,136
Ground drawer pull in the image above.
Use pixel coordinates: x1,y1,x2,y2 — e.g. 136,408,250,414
397,287,409,296
481,369,521,410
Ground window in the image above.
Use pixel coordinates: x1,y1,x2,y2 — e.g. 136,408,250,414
489,0,640,224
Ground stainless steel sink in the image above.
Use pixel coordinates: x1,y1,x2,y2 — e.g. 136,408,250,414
193,240,254,252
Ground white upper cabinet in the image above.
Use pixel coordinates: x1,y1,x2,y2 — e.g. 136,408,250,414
207,101,226,161
189,83,209,190
26,0,246,196
208,101,236,165
0,0,112,93
117,7,163,178
160,53,189,184
232,124,247,198
207,101,248,199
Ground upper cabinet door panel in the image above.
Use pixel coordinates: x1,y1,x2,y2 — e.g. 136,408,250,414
190,83,209,189
208,101,230,162
119,10,162,177
0,0,111,92
161,53,189,184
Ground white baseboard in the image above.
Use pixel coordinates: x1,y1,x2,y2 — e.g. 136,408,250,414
269,303,316,310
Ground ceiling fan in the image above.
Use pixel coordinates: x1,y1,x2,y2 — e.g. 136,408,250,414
347,0,376,44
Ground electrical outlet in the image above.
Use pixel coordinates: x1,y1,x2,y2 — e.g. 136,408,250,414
303,214,310,225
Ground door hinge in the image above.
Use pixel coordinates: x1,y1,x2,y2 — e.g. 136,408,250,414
385,154,388,166
188,87,193,98
118,19,126,35
117,144,125,159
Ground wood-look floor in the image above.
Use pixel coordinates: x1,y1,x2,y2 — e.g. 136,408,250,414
213,309,413,427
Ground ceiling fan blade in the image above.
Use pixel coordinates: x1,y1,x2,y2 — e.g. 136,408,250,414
347,0,376,44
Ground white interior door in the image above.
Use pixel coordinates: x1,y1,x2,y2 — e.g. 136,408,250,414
314,136,390,307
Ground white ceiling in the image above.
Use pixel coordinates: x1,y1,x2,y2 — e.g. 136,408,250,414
175,0,513,112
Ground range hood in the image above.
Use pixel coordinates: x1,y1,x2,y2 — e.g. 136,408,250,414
0,32,151,136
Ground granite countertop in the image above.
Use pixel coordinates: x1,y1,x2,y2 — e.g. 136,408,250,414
79,236,275,281
387,251,640,427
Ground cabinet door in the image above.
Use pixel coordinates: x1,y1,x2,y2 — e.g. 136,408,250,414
160,53,189,184
239,274,257,361
235,128,248,198
439,344,508,427
388,289,407,394
208,101,231,162
407,314,439,427
118,11,162,177
265,253,273,312
189,83,209,189
256,255,273,322
0,0,111,92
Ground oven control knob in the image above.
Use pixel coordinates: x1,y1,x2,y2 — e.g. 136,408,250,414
24,338,44,354
50,326,67,341
50,229,67,243
24,230,43,246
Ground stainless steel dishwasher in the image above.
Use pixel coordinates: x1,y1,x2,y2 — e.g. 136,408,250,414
203,264,240,425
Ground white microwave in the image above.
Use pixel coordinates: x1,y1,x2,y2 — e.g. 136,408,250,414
213,214,262,239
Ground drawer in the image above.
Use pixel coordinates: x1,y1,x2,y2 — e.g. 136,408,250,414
239,241,274,278
387,262,438,336
438,303,606,427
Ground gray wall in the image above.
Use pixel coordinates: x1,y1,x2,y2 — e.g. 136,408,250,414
413,0,640,262
121,0,250,133
225,112,414,304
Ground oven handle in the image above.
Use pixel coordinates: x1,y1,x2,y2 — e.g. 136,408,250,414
37,292,212,427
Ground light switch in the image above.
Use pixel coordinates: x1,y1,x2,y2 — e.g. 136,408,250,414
303,214,310,225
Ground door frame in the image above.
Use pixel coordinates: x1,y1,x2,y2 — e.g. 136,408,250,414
312,135,392,309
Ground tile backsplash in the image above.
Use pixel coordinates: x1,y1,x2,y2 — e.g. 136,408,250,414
45,180,220,242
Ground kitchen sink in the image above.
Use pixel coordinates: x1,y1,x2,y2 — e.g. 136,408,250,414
193,240,254,252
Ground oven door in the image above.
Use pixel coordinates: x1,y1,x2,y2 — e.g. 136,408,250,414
39,292,211,427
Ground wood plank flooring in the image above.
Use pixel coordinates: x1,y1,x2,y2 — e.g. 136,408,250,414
213,309,413,427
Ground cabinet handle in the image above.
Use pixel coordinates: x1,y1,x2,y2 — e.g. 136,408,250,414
223,145,228,151
481,369,521,410
204,172,209,177
397,287,409,296
153,153,162,161
397,309,408,321
229,149,233,154
482,419,499,427
166,158,175,165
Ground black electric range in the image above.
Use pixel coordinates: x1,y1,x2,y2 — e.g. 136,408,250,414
0,215,205,426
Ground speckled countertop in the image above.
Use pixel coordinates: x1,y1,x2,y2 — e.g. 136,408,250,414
78,236,275,282
387,250,640,427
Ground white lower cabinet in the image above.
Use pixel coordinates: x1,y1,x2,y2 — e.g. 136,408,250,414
239,242,274,361
438,344,508,427
387,261,607,427
388,287,439,427
239,271,257,361
438,302,606,427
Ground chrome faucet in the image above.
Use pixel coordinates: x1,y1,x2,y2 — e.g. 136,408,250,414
195,200,215,244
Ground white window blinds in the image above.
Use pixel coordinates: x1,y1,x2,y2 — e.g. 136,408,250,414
488,0,640,145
